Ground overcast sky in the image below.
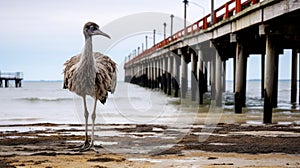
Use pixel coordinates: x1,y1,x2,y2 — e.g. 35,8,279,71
0,0,294,81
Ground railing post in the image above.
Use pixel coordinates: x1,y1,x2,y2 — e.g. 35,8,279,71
196,21,200,32
236,0,241,13
252,0,259,4
225,3,229,19
203,17,208,29
214,11,217,24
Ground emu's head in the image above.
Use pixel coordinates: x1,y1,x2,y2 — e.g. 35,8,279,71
83,22,110,39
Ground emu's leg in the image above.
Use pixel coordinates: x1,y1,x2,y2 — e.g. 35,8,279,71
80,95,90,151
87,98,98,151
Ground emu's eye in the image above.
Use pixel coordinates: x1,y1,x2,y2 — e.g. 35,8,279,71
90,25,97,31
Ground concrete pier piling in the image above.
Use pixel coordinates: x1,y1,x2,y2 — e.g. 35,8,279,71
191,52,197,101
180,49,188,99
234,42,248,114
197,47,204,105
261,53,265,99
215,51,223,107
210,50,216,101
291,49,298,105
264,34,279,124
167,54,173,96
163,56,168,94
173,54,180,97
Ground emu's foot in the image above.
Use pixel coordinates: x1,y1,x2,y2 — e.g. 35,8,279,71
80,142,99,153
79,140,90,152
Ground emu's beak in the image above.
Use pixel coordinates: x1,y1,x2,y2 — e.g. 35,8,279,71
93,29,111,39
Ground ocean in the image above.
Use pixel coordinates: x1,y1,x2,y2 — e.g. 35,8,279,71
0,81,299,127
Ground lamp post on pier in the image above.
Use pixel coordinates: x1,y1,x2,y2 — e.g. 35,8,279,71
170,14,174,41
211,0,214,24
153,29,156,45
145,35,148,50
163,22,167,40
183,0,188,37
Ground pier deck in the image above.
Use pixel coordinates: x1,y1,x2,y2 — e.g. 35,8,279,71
124,0,300,123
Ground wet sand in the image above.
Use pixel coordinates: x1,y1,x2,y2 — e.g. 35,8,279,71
1,123,300,168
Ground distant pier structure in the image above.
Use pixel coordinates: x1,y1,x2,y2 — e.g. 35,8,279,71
0,71,23,88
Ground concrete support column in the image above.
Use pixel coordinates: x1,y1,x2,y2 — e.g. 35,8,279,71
204,61,208,93
151,62,154,87
156,60,160,88
124,68,127,82
144,63,148,87
127,67,130,83
181,51,188,99
191,52,197,101
130,66,133,83
144,65,147,86
163,56,168,94
291,49,298,105
139,64,142,86
167,55,173,95
148,62,151,87
299,50,300,105
197,48,204,104
234,42,248,114
264,35,279,124
173,55,180,97
272,54,279,108
152,61,156,89
210,51,216,100
137,64,140,85
160,58,164,90
233,57,236,92
5,80,9,88
215,51,223,107
222,61,226,92
15,80,19,88
148,62,151,88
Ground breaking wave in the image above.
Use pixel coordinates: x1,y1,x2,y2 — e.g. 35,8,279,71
17,97,73,102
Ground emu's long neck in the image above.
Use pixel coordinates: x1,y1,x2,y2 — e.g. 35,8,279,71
76,35,97,88
81,36,95,67
71,35,97,97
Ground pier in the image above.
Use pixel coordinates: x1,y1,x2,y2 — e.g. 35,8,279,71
124,0,300,123
0,71,23,88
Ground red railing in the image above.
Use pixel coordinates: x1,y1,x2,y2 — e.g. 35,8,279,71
125,0,261,67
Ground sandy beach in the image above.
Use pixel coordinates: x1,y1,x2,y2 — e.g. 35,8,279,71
1,82,300,167
1,122,300,168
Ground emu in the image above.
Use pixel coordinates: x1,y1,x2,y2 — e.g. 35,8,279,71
63,22,117,151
